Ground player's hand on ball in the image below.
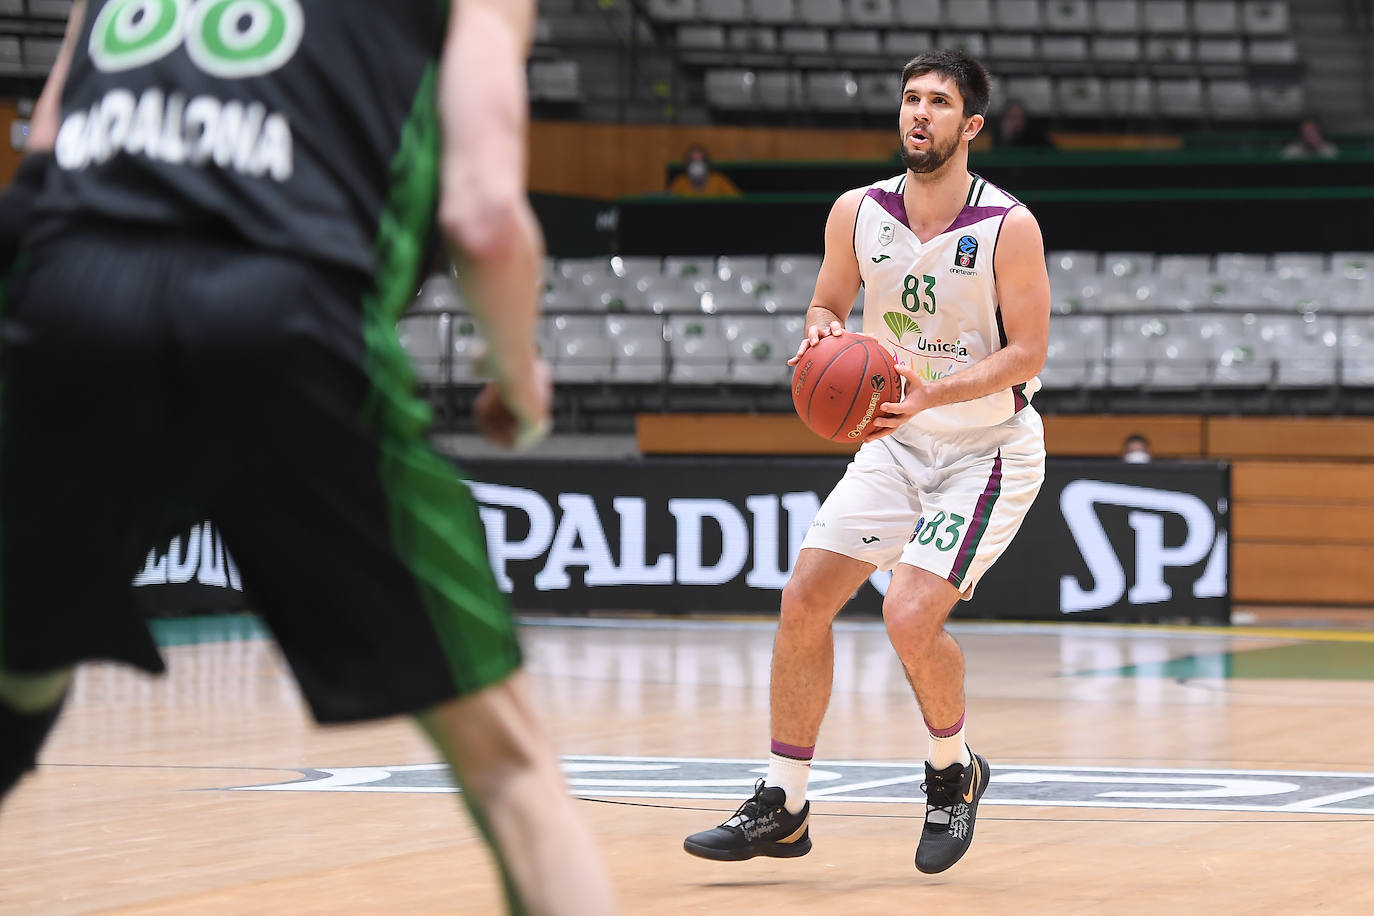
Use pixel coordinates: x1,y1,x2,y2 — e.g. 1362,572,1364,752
865,359,928,441
787,319,845,366
476,357,553,450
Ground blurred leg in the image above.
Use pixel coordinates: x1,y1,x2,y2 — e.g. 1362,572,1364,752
417,671,617,916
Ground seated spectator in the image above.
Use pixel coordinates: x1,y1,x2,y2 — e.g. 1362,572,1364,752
668,144,741,197
1282,118,1339,160
994,99,1051,149
1122,434,1152,464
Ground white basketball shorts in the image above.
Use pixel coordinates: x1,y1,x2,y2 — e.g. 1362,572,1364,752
801,407,1045,598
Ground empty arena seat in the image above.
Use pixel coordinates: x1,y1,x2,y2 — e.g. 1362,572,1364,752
607,315,667,382
751,0,798,22
701,0,748,19
1005,74,1056,113
937,31,988,56
668,315,728,383
884,29,934,55
1241,0,1289,34
1256,84,1304,118
946,0,991,29
648,0,698,20
994,0,1042,30
1338,316,1374,385
755,70,804,107
528,60,582,103
411,274,465,313
1156,78,1205,117
1196,38,1244,64
781,27,830,53
1272,253,1326,280
678,25,728,50
1248,39,1298,64
1092,36,1141,63
1267,314,1339,386
398,314,449,383
990,34,1038,61
798,0,847,24
1104,77,1155,116
723,316,792,384
1330,252,1373,281
1193,0,1239,33
846,0,895,25
549,315,614,383
805,71,860,110
1043,315,1108,389
896,0,942,23
729,27,778,51
1045,0,1091,31
858,72,899,111
705,69,757,108
1096,1,1142,32
1146,36,1193,62
1142,0,1189,32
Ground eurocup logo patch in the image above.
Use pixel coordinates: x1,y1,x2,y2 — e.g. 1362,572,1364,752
956,235,978,268
879,222,894,246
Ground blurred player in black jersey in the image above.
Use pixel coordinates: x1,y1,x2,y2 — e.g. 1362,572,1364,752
0,2,616,913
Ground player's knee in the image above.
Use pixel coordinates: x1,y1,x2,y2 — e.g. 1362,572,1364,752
778,578,837,633
881,597,942,648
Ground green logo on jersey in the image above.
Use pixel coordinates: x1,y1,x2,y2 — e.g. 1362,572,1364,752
871,254,891,263
883,312,920,342
89,0,304,78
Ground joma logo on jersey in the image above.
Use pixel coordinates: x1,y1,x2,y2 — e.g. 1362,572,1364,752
955,235,978,268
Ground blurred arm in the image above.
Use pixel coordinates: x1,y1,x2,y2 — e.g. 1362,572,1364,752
437,0,548,442
27,1,85,153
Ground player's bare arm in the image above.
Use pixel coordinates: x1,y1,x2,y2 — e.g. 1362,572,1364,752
438,0,550,448
789,186,866,366
26,1,85,152
868,206,1049,439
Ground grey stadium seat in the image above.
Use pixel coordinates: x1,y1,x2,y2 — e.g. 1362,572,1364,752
750,0,797,22
1155,78,1205,117
1095,1,1141,33
994,0,1042,30
1143,0,1188,32
781,28,830,53
701,0,748,20
607,315,667,382
805,71,861,110
833,30,883,55
648,0,698,21
1193,1,1240,34
1045,0,1090,31
897,0,942,24
1242,0,1289,35
667,315,728,384
798,0,847,25
847,0,896,26
705,69,757,109
946,0,991,29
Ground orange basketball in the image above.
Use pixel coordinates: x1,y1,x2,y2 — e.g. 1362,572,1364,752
791,334,901,443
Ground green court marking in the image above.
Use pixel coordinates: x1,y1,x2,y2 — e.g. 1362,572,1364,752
149,614,268,647
1090,641,1374,681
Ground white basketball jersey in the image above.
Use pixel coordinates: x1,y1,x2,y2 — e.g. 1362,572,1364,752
855,172,1041,439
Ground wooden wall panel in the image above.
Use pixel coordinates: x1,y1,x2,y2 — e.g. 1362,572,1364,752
527,121,898,198
1232,461,1374,504
1039,414,1204,457
1208,417,1374,459
1233,543,1374,605
637,413,857,455
1231,503,1374,545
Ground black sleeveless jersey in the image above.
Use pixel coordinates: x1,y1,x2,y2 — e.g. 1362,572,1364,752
39,0,447,277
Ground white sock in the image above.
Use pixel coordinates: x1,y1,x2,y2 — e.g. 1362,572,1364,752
926,713,972,770
766,747,813,815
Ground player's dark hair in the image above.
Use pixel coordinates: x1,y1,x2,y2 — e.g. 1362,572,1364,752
900,50,991,118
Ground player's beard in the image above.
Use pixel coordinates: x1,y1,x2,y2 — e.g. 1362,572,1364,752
898,127,960,174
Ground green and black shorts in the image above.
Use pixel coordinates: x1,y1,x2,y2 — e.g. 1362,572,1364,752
0,224,520,722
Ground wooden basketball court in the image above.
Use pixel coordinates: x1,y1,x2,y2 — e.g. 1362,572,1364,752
5,613,1374,914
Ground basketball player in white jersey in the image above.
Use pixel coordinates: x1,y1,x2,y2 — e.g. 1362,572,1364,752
684,50,1050,874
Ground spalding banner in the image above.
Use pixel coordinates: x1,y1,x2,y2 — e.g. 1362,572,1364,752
462,458,1229,623
131,460,1228,623
133,521,248,617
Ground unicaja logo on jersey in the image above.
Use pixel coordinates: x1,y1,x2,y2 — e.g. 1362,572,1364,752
956,235,978,268
914,337,970,362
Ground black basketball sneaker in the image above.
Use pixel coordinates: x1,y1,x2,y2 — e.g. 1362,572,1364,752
915,748,990,874
683,779,812,861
